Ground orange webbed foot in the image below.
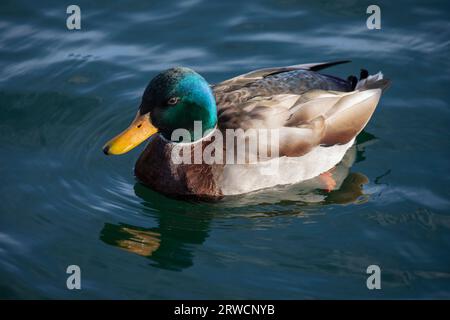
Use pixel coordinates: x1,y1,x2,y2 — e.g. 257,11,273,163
320,170,337,192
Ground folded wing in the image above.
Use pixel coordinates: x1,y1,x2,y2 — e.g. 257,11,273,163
214,62,388,158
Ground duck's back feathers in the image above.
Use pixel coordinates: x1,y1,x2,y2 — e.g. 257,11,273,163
213,60,350,92
214,69,352,109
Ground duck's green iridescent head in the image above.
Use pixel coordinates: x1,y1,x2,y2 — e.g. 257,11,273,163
103,67,217,155
141,67,217,139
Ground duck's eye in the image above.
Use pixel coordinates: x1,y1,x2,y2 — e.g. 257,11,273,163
167,97,179,105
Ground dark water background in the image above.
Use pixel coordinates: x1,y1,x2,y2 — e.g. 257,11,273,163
1,0,450,299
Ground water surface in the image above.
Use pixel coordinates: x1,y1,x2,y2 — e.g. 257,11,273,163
1,0,450,299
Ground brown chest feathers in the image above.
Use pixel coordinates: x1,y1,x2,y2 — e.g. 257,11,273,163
134,135,225,200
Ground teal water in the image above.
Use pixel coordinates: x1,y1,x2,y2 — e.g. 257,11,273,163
1,0,450,299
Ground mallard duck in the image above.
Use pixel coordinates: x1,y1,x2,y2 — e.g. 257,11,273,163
103,61,389,199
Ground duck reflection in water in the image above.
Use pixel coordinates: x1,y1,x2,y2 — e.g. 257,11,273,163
100,132,375,271
100,184,212,271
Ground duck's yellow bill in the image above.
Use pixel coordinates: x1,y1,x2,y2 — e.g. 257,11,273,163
103,112,158,155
